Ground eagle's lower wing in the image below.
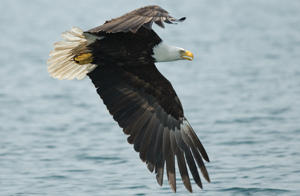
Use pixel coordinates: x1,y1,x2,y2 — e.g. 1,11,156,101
87,5,185,34
88,63,210,192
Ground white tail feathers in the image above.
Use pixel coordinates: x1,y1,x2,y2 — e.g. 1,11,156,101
47,27,98,80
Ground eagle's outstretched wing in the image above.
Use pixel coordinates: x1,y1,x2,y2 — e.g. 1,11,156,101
88,62,210,192
87,5,185,33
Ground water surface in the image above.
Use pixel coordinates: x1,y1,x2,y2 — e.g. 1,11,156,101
1,0,300,195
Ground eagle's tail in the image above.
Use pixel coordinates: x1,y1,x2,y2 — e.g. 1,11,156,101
47,27,98,80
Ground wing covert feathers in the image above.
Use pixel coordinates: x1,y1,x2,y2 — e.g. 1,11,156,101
47,27,99,80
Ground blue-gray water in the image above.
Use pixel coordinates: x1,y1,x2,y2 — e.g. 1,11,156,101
1,0,300,195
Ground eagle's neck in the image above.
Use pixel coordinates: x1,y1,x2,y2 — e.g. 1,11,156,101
152,42,183,62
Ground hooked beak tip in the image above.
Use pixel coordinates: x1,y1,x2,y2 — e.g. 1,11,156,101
182,50,194,61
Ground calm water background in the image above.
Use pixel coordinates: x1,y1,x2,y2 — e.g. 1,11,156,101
1,0,300,195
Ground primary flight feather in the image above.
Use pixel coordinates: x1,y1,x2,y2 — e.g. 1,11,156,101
48,5,210,193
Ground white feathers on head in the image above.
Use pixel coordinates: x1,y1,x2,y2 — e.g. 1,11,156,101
152,42,184,62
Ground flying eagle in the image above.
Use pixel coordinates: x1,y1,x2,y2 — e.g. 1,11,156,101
47,5,210,192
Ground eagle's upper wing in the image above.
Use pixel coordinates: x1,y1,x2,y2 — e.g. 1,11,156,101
87,5,185,34
88,63,210,192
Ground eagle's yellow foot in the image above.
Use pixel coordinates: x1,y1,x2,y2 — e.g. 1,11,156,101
74,53,93,65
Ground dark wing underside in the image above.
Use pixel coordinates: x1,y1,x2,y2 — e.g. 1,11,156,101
87,5,185,33
88,63,210,192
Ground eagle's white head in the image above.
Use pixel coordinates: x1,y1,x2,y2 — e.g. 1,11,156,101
152,42,194,62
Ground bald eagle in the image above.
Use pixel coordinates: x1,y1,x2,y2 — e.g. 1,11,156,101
48,5,210,193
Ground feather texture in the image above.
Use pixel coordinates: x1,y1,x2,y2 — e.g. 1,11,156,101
47,27,99,80
87,5,185,34
88,62,210,192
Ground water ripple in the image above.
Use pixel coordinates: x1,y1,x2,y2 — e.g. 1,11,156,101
220,187,290,195
1,0,300,195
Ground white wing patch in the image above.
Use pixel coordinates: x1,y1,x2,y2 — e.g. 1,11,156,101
47,27,99,80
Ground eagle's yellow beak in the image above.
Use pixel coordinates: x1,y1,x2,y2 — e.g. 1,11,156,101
181,50,194,61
